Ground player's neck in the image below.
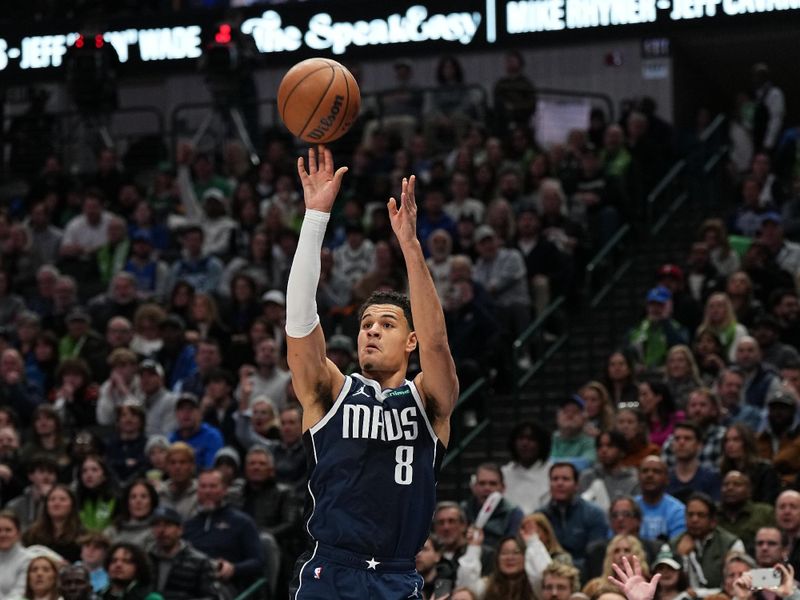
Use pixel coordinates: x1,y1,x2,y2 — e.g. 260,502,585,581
359,368,406,390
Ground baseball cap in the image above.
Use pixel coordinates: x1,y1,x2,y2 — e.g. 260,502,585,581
652,545,681,571
160,314,186,330
767,388,797,407
261,290,286,306
561,394,586,410
761,211,782,226
327,334,355,355
213,446,241,469
202,188,226,203
150,506,183,526
646,286,672,304
474,225,497,242
139,359,164,377
657,264,684,281
175,393,200,409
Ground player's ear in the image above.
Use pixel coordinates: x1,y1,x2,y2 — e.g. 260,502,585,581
406,331,418,354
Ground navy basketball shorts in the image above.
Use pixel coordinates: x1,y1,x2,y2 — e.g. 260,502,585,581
290,543,424,600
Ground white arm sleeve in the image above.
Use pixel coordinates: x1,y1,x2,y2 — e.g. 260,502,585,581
285,209,330,338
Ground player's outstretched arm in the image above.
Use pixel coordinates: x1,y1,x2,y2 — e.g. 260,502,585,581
388,175,458,444
286,146,347,424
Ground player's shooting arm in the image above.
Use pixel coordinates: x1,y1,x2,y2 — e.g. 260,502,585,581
389,176,459,433
286,146,347,412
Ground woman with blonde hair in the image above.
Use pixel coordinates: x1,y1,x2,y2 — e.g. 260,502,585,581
664,346,704,410
519,513,573,565
697,293,748,361
699,219,740,277
579,381,615,437
582,534,649,597
725,271,761,328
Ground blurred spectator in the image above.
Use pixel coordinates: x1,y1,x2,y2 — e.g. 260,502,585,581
699,292,750,361
501,422,552,515
717,471,775,556
105,316,134,352
540,560,581,600
200,369,237,447
615,408,660,468
60,563,94,600
106,479,158,547
550,396,596,471
603,350,639,408
775,490,800,573
167,225,224,295
671,493,743,589
664,346,704,409
26,202,63,268
538,462,607,572
417,535,454,600
759,213,800,279
96,349,142,427
582,534,650,597
751,314,800,367
657,265,703,336
266,405,307,497
628,287,689,369
6,455,58,530
663,388,726,471
159,442,198,520
493,50,537,131
175,338,222,398
148,506,219,600
579,381,615,437
78,531,110,592
235,338,290,413
578,431,640,512
60,190,113,259
124,231,170,300
20,406,70,475
75,454,117,532
139,359,177,437
734,336,782,407
571,145,624,247
156,315,197,391
59,308,107,383
0,510,31,598
753,525,786,569
23,484,84,562
461,463,524,549
639,380,684,447
717,369,761,432
664,422,721,503
102,542,159,600
445,172,485,224
730,177,774,237
721,423,780,505
751,63,785,154
433,502,495,579
105,403,148,485
22,554,62,600
169,393,223,470
183,469,264,594
0,348,43,429
699,219,740,278
635,456,686,542
769,289,800,350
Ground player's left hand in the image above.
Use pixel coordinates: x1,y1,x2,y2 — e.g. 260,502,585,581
388,175,418,247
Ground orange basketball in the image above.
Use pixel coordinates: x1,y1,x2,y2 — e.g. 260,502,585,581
277,58,361,144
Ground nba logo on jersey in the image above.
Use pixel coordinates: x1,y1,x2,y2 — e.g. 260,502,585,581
313,567,323,580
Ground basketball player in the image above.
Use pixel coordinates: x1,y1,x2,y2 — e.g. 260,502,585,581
286,145,458,599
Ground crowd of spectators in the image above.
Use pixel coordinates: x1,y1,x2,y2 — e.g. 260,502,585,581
0,47,788,600
399,63,800,600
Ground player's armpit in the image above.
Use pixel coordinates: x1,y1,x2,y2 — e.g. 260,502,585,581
287,326,345,430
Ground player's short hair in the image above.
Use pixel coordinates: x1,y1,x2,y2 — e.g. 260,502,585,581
358,290,414,331
542,562,580,592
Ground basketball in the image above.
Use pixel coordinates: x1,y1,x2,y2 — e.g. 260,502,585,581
277,58,361,144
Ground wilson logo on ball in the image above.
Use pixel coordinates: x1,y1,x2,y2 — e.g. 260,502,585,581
307,94,344,141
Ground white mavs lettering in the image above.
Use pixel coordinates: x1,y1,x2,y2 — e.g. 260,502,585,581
342,405,419,441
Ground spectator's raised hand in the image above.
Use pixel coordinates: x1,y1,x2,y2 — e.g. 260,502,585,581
608,555,661,600
732,571,753,600
774,563,796,597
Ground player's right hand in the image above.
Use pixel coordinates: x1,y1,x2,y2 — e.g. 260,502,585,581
297,145,348,213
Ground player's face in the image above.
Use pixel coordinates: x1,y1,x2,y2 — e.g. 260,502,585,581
358,304,416,373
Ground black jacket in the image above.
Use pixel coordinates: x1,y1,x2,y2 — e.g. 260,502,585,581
150,541,220,600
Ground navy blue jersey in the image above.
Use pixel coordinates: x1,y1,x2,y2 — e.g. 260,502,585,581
303,373,445,559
